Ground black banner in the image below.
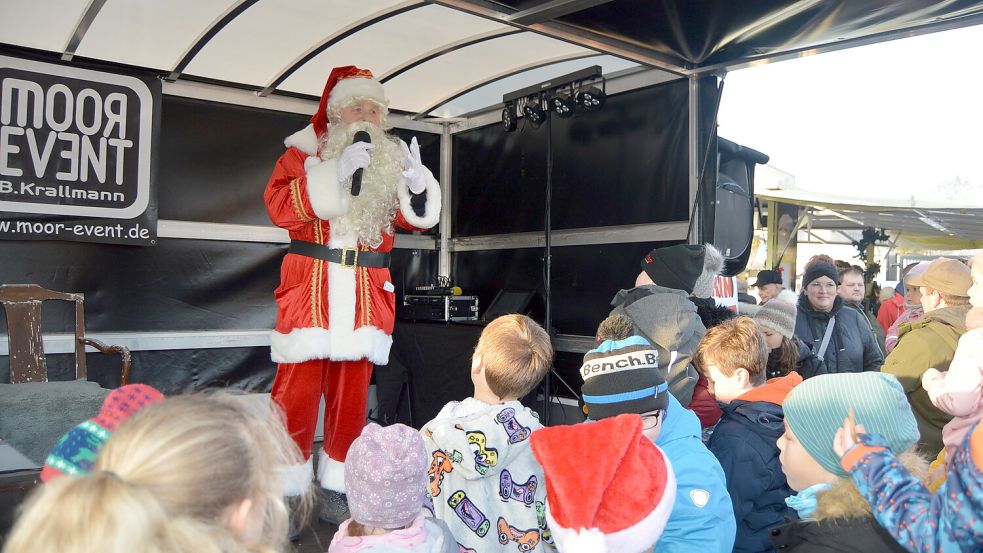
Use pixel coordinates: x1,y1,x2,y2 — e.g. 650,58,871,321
0,55,159,245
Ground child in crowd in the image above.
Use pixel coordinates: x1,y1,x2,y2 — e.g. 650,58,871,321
421,314,555,552
4,392,306,553
771,373,925,552
687,294,736,432
329,423,457,552
832,402,983,552
530,414,676,553
697,317,801,553
921,253,983,461
884,262,931,352
580,335,736,553
597,312,725,434
41,384,165,482
754,300,826,379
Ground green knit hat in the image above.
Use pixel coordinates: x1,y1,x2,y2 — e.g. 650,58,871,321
783,372,919,477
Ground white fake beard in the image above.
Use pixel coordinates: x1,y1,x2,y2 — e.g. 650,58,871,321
319,121,403,249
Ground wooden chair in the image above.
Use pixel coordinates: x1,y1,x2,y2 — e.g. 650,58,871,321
0,284,131,385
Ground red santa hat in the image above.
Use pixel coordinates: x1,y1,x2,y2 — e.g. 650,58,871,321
311,65,387,137
530,414,675,553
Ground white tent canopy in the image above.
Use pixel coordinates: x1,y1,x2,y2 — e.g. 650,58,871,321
4,0,983,120
755,165,983,250
1,0,641,118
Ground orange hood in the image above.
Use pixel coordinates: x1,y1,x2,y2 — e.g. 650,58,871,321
735,371,803,406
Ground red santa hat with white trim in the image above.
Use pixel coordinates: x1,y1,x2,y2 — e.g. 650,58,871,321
311,65,388,138
530,414,675,553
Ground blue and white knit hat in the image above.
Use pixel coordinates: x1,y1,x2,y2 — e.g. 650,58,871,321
783,372,919,477
581,336,669,420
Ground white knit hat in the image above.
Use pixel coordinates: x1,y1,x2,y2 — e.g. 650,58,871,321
692,244,724,298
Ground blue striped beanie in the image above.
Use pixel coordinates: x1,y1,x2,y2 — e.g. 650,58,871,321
783,372,919,477
580,336,669,420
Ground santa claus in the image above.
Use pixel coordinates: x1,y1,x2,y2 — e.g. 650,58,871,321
263,65,440,519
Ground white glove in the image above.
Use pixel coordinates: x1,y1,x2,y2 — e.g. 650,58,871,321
400,137,427,194
336,141,374,183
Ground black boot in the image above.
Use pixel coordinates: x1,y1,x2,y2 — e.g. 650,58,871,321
318,489,350,525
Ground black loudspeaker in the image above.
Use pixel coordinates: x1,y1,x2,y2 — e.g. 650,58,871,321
713,138,769,276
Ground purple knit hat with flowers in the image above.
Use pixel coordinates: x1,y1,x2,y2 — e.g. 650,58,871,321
344,423,427,528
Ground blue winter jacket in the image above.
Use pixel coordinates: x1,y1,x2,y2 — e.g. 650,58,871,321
707,374,801,553
654,394,736,553
845,421,983,553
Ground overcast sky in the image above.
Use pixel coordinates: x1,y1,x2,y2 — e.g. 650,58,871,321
717,23,983,205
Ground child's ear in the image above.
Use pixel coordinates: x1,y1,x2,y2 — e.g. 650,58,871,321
226,498,253,537
735,368,750,386
471,355,483,376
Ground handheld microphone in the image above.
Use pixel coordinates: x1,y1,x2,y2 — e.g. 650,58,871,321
350,130,371,196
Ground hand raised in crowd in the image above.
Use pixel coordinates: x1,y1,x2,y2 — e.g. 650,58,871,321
833,415,866,459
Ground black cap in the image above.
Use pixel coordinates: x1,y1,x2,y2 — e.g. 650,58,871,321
802,262,840,288
753,270,783,287
640,244,704,294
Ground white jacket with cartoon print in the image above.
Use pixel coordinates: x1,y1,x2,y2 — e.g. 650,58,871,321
421,398,556,553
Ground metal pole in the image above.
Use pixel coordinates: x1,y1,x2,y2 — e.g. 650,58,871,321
439,122,453,279
687,75,700,244
542,112,553,424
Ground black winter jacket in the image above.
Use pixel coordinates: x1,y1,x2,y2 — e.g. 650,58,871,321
769,516,906,552
794,296,883,374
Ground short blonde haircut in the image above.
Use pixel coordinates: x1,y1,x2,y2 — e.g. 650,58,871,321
595,314,635,342
695,317,768,386
473,314,553,400
3,392,306,553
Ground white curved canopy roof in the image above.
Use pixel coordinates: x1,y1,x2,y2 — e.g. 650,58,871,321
5,1,981,120
0,0,639,118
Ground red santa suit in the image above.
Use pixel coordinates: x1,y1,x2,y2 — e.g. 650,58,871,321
264,66,441,493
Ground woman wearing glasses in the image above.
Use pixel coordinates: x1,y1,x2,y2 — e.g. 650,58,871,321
794,259,884,374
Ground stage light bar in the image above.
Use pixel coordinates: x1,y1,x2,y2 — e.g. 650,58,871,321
576,86,606,111
502,103,517,132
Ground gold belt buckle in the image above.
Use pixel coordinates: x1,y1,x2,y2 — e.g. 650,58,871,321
340,247,359,269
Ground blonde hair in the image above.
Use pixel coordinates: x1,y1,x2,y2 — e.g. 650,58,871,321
695,317,768,386
3,392,307,553
474,314,553,400
595,314,635,342
3,473,261,553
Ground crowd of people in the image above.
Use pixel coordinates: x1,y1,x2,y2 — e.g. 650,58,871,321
4,65,981,553
5,246,981,553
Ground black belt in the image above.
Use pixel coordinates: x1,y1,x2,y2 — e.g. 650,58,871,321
288,240,390,268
